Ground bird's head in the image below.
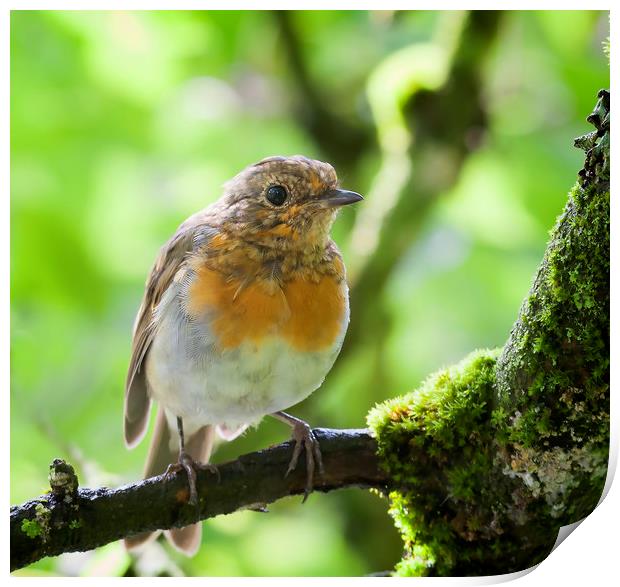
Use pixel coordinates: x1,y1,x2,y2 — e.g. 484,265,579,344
216,155,363,251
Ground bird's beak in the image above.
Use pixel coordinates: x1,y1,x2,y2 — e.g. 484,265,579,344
321,188,364,208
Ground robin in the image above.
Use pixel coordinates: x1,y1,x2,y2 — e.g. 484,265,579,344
123,155,363,555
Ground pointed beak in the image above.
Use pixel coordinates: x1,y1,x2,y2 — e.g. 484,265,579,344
321,188,364,208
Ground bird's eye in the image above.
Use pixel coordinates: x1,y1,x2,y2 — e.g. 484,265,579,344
266,185,288,206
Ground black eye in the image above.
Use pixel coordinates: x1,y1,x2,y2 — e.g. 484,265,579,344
266,185,288,206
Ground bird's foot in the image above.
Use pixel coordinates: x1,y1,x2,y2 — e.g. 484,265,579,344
284,418,324,503
165,451,200,506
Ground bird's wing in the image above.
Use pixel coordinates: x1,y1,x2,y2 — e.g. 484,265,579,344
123,210,217,448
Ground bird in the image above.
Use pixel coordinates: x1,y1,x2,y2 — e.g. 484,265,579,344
123,155,363,555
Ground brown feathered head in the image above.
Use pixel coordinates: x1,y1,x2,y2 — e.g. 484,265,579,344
213,155,363,250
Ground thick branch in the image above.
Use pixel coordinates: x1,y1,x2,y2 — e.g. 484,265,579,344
10,429,388,572
495,88,610,444
367,89,610,576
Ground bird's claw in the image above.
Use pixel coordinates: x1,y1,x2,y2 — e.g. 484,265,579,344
165,451,200,506
285,420,324,503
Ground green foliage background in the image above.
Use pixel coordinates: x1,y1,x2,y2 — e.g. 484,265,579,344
11,10,609,577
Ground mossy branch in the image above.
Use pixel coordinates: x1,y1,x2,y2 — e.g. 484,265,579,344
10,429,388,572
368,90,609,576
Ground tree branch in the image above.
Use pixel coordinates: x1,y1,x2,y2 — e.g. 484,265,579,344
10,429,388,572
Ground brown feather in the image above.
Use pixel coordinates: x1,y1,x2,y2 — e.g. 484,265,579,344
123,210,216,448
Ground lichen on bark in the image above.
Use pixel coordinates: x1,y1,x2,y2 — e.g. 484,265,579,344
367,90,610,576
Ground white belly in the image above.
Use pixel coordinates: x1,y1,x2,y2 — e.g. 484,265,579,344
144,284,347,432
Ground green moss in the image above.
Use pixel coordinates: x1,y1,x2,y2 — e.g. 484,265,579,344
367,93,609,577
367,183,609,576
21,502,51,542
367,349,574,576
496,91,609,460
368,349,512,576
368,349,499,477
69,519,82,530
21,519,43,539
496,182,609,460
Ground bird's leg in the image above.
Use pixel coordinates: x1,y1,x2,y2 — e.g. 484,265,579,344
164,416,199,506
270,411,324,503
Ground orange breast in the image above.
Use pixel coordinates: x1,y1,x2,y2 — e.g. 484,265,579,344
186,265,347,352
280,273,347,351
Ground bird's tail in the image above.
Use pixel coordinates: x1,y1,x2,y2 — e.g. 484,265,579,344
124,407,215,556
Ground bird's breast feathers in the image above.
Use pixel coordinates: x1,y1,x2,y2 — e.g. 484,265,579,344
144,250,350,427
184,256,348,352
